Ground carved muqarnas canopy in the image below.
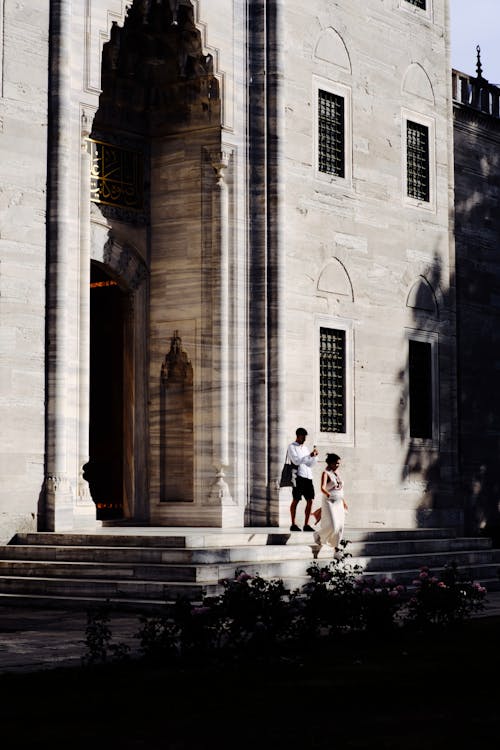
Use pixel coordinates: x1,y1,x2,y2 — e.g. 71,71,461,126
97,0,220,136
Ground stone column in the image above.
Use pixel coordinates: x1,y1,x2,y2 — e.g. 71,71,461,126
247,1,269,523
75,112,98,527
246,0,285,524
266,0,286,523
209,149,233,505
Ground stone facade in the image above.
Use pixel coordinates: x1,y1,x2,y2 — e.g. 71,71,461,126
0,0,497,543
279,0,458,529
0,1,49,541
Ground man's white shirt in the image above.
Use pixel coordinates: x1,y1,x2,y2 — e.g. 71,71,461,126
287,441,317,479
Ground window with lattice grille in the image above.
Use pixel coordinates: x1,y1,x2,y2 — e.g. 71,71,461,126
318,89,345,178
407,120,429,201
319,327,346,433
409,340,433,439
406,0,426,8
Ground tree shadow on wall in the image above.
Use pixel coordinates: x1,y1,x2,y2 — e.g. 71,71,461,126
397,251,461,531
454,117,500,546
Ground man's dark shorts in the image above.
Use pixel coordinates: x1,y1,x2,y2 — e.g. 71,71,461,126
292,476,315,501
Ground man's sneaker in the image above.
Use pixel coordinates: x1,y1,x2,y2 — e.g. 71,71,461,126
303,524,314,532
290,524,301,531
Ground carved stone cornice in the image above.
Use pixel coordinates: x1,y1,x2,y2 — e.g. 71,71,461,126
453,104,500,143
45,473,71,495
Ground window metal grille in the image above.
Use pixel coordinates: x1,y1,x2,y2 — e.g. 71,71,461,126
409,340,433,439
407,120,429,201
318,90,345,177
406,0,426,9
320,327,346,433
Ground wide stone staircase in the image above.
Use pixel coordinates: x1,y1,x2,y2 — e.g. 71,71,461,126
0,526,498,612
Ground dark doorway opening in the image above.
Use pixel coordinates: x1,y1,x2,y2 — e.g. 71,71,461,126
88,263,125,520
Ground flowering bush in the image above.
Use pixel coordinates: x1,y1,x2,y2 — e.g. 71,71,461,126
299,545,365,635
300,543,407,635
210,569,294,652
134,571,295,663
354,575,407,633
404,563,487,628
84,551,489,665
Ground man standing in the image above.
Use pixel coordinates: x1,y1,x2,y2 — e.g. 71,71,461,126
287,427,318,531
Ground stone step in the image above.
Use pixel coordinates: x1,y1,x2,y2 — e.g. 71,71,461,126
347,548,495,573
0,592,178,614
0,547,495,586
0,527,496,611
0,536,491,565
0,567,497,617
0,560,220,583
11,526,459,549
0,561,497,611
0,575,220,601
0,543,315,564
0,558,311,583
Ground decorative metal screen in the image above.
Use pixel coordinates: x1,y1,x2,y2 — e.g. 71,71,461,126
320,327,346,433
89,138,144,210
406,120,429,201
318,90,345,177
406,0,426,8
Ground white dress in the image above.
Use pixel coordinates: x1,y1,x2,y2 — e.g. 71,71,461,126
315,469,345,549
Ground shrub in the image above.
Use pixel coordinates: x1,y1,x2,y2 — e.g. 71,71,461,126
209,570,294,653
135,611,180,663
83,553,488,665
353,575,407,633
300,544,407,636
404,563,487,629
299,545,365,636
83,605,130,665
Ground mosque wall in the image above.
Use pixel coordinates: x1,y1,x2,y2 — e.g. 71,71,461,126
1,0,498,540
0,1,49,541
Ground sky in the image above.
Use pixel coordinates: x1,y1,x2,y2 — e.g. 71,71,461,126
450,0,500,83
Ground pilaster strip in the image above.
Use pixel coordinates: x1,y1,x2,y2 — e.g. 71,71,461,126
45,0,75,528
0,0,4,97
77,112,93,505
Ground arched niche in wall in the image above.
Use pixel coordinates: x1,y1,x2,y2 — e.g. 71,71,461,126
406,276,438,318
160,331,194,503
314,27,351,73
317,258,354,301
402,63,435,104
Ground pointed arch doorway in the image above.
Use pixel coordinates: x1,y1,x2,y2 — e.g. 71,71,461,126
88,262,127,520
85,0,228,525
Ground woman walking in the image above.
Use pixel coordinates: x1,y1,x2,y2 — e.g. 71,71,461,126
313,453,348,551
